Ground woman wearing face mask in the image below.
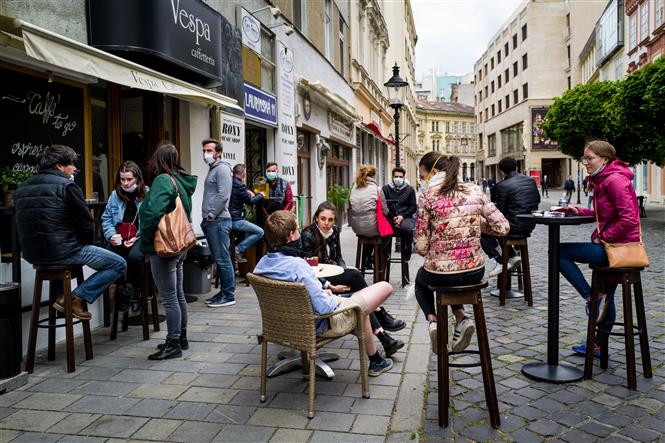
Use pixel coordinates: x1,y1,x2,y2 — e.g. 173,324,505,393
557,140,641,358
414,152,509,354
301,202,406,356
101,161,149,311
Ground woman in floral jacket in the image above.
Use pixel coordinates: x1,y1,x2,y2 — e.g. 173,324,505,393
414,152,509,354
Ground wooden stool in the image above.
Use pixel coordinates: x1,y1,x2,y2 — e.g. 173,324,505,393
355,236,385,283
429,281,500,429
584,266,652,390
110,259,160,341
25,265,93,373
496,235,533,306
231,231,250,287
385,234,410,287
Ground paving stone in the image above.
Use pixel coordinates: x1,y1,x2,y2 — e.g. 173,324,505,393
512,404,547,421
559,428,595,442
460,423,502,441
350,398,394,416
71,380,141,397
0,391,30,407
422,419,454,440
9,431,62,442
126,384,188,400
550,409,587,427
28,378,88,393
0,430,22,441
269,428,312,442
58,436,107,443
595,411,634,428
164,401,215,420
169,421,225,443
618,425,661,442
191,374,238,388
350,415,389,435
131,418,183,441
503,428,542,443
65,396,140,415
638,415,665,433
204,404,255,424
247,408,309,429
526,418,563,436
124,398,179,418
231,390,276,407
309,430,385,443
212,424,275,442
12,392,82,411
0,409,68,432
178,386,238,404
591,392,624,407
49,412,100,434
110,369,172,384
81,415,148,438
306,411,355,432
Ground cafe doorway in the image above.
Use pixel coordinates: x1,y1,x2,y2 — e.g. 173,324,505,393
245,124,267,192
542,158,563,188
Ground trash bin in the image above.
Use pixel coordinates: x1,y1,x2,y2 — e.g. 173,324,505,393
0,282,22,379
183,239,213,294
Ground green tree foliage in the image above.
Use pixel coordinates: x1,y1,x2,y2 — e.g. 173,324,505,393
543,57,665,166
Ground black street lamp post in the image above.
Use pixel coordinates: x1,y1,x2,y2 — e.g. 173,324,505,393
384,63,408,169
576,161,581,204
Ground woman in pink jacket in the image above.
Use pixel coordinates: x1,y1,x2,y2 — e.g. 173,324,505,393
559,140,641,357
414,153,509,354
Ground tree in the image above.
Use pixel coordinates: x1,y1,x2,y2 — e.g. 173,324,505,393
543,57,665,166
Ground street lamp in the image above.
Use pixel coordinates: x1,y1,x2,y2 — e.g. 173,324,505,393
576,160,582,204
384,63,408,168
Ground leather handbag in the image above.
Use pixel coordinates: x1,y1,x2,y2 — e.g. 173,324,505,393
154,175,196,257
595,203,649,268
376,190,394,237
116,212,138,240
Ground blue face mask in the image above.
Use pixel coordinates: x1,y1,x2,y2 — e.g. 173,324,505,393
266,171,278,181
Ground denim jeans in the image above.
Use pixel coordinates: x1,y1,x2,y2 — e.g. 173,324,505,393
60,245,126,303
232,219,264,254
202,218,235,300
559,242,617,342
150,253,187,340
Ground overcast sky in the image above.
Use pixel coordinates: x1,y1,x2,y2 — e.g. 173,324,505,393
412,0,524,80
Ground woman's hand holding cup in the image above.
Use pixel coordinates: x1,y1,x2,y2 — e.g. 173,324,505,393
110,234,123,246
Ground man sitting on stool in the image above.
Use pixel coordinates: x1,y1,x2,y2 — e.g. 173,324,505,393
481,157,540,277
381,166,417,260
229,164,264,263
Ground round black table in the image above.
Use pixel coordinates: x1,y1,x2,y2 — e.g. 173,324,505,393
517,214,594,383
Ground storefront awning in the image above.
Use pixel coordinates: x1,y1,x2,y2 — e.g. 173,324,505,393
0,15,242,111
363,122,395,146
299,79,360,122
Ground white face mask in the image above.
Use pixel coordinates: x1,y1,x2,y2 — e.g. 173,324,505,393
68,175,75,181
121,183,138,193
393,177,405,187
203,153,215,165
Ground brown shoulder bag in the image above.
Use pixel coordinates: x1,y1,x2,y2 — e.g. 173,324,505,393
154,175,196,257
595,201,649,268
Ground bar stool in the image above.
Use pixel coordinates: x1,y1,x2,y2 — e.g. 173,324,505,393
385,234,410,287
110,258,160,341
25,265,93,373
495,235,533,306
429,281,500,429
355,236,385,283
584,265,652,390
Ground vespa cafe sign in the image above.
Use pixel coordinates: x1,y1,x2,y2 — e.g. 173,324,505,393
87,0,223,85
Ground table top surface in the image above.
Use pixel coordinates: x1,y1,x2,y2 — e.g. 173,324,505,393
312,264,344,278
517,214,594,225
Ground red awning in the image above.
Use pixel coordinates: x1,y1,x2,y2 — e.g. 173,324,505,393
363,122,395,146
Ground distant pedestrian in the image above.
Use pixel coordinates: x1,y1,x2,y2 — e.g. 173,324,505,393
541,174,549,197
564,175,575,202
482,177,488,193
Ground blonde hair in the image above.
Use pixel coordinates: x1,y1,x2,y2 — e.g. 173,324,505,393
355,164,376,188
584,140,616,161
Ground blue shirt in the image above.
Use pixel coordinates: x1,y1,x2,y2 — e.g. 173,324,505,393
253,252,339,335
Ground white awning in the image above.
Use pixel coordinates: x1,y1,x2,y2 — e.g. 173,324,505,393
299,79,360,122
0,15,242,111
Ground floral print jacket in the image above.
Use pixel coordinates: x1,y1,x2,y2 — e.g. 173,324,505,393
414,182,510,274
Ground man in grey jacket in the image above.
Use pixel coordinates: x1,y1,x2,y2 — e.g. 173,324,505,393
200,138,236,307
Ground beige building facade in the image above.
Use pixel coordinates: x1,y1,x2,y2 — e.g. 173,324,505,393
416,100,478,181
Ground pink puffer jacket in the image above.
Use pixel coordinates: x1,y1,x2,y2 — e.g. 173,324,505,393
415,182,509,274
577,160,640,243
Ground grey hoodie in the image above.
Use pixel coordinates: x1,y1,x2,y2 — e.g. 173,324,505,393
202,160,233,220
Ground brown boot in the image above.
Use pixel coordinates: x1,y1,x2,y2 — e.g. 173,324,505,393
71,298,92,320
53,295,65,313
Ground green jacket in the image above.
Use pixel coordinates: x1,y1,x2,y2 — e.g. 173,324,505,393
139,172,198,255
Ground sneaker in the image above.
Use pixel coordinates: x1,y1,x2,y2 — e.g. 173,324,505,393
428,321,438,354
585,293,608,323
205,293,222,304
235,248,247,263
488,262,503,277
506,255,522,272
452,317,475,352
207,295,236,308
368,357,393,376
572,341,602,359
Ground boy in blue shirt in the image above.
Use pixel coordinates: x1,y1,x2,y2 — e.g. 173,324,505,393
254,210,394,376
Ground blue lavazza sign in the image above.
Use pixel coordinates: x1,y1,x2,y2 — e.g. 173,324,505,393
244,83,277,127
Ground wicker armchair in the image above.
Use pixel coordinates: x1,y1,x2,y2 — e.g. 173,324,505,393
247,273,370,418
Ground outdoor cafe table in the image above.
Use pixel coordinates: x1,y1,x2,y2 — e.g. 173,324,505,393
267,263,344,379
517,213,594,383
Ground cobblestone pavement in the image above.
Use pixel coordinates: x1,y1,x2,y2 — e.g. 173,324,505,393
0,200,663,443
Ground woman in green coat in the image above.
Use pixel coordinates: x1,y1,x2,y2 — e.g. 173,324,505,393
139,143,198,360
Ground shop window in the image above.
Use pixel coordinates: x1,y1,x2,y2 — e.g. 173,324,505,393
522,24,527,41
505,94,510,108
513,89,519,104
629,13,637,48
513,33,518,49
497,51,501,63
522,53,528,70
293,0,307,34
522,83,528,99
498,76,502,88
501,122,523,154
91,83,109,201
640,2,649,41
260,29,276,93
505,68,509,83
513,61,518,77
504,42,509,57
488,133,496,157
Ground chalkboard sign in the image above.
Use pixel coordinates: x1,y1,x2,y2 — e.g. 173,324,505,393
0,67,86,190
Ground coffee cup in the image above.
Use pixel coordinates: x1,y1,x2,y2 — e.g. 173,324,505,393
111,234,122,245
305,257,319,266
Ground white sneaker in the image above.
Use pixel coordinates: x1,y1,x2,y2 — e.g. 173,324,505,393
506,256,522,271
488,262,503,277
428,321,438,354
452,317,475,352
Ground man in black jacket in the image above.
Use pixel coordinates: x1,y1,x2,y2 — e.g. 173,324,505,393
481,157,540,277
14,145,126,320
382,167,417,260
230,164,264,262
564,175,575,202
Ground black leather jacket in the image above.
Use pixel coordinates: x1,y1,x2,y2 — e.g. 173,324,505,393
14,169,94,264
300,224,346,267
493,171,541,235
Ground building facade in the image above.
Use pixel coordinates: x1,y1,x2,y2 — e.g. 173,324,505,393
416,100,478,182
